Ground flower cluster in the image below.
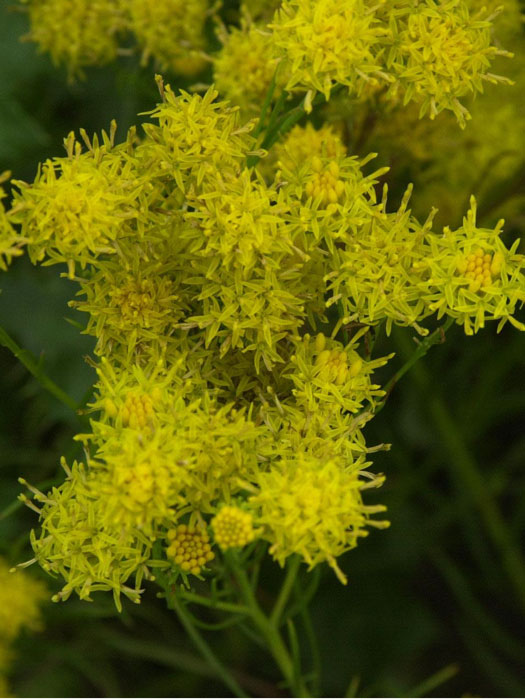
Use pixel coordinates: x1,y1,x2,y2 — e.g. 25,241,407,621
366,0,525,225
20,0,514,128
0,558,47,693
20,0,210,77
269,0,512,124
0,83,399,605
1,1,522,606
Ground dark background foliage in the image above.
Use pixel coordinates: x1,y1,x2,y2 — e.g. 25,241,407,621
1,1,524,696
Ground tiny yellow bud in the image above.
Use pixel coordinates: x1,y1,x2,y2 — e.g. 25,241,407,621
315,333,326,352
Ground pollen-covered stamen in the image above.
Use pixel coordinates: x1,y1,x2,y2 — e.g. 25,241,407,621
166,524,214,575
212,505,254,550
305,157,345,207
457,248,503,293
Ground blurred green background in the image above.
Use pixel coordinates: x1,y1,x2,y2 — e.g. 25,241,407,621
1,1,525,696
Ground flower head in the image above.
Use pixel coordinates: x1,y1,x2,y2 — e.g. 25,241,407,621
213,20,280,118
421,198,525,333
212,506,255,550
27,460,153,610
251,453,388,583
129,0,208,74
25,0,125,78
270,0,387,108
385,0,512,126
0,559,47,641
166,524,215,575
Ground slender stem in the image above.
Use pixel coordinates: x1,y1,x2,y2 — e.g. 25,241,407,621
0,323,79,412
226,552,310,697
247,77,286,168
294,578,322,697
169,590,247,698
253,71,279,139
178,589,249,616
271,555,301,627
374,317,454,414
248,85,345,169
263,89,289,142
261,103,304,152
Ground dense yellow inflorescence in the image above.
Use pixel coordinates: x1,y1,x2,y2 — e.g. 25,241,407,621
166,525,215,575
128,0,208,74
212,506,255,550
1,0,523,608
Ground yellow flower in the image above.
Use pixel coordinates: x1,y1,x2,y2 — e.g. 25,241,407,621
212,506,255,549
9,128,141,276
269,0,387,108
24,0,125,78
385,0,512,126
73,242,186,362
166,524,215,575
421,197,525,334
251,454,389,583
27,459,153,610
0,558,47,641
129,0,208,74
273,122,346,173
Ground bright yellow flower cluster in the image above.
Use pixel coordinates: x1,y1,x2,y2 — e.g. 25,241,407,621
270,0,386,111
1,54,522,607
1,84,393,601
252,456,388,583
268,0,511,123
272,126,525,336
20,0,513,130
0,558,47,693
166,524,215,575
212,506,255,550
367,0,524,226
20,0,210,77
128,0,208,75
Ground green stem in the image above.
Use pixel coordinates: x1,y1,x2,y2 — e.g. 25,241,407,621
395,329,525,618
294,578,322,696
169,590,247,698
248,85,345,169
375,317,454,414
251,71,278,141
0,323,79,412
270,555,301,627
178,589,249,616
227,552,310,697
